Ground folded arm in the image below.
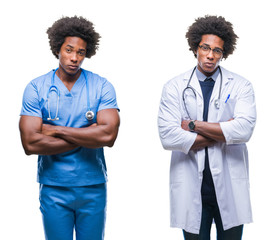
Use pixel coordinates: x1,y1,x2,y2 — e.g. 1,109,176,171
158,84,198,154
181,120,226,143
20,109,120,156
189,133,216,151
182,81,257,145
42,108,120,149
19,116,77,155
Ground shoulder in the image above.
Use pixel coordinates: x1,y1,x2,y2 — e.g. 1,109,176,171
22,70,54,98
26,70,54,90
82,69,107,84
163,68,194,91
220,67,255,97
83,69,115,87
220,66,251,86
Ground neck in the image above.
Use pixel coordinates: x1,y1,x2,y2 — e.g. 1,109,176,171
197,65,219,77
56,67,82,91
56,67,81,83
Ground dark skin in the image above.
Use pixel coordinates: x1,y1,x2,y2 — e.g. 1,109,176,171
19,36,120,155
182,34,227,151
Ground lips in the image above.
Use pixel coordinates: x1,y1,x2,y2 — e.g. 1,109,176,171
204,62,214,68
68,65,78,71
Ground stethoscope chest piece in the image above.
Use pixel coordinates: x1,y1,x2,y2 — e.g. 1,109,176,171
183,66,223,119
214,99,220,109
85,110,94,121
47,68,95,122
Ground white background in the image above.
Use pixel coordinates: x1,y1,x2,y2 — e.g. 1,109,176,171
1,0,274,239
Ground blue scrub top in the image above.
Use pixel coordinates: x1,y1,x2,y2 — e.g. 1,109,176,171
20,69,119,187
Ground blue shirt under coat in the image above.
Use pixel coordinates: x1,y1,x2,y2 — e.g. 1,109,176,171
196,68,219,204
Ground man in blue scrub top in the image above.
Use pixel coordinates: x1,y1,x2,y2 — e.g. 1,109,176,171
19,16,120,240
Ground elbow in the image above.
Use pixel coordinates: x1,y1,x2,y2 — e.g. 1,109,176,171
241,130,254,143
161,141,170,150
107,141,115,148
21,138,39,155
225,126,254,144
242,131,253,143
24,150,32,156
222,118,256,144
22,144,34,156
106,138,115,147
104,132,118,148
160,138,173,151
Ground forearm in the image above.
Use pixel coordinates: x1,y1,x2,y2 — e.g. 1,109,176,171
190,134,216,151
42,109,120,149
194,121,226,142
19,116,77,156
20,131,77,155
53,124,118,148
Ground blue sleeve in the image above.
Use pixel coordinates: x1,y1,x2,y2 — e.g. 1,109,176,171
20,81,42,118
98,80,119,112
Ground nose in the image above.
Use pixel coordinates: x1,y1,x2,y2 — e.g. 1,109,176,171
70,52,78,63
206,50,214,59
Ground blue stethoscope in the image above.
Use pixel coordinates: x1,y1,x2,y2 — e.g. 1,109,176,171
47,68,94,121
182,66,222,119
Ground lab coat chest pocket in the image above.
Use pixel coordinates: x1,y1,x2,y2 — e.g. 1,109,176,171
225,144,248,179
217,98,236,122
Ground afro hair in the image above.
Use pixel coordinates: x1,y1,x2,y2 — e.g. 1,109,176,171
47,16,101,59
186,15,238,59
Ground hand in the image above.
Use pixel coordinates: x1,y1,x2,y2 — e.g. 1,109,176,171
191,134,216,151
42,124,57,137
181,120,191,131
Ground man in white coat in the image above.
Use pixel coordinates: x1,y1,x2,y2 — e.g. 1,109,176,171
158,15,256,240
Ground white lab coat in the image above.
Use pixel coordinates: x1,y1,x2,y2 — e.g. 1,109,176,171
158,66,256,234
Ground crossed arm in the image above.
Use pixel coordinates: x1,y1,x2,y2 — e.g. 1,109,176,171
19,108,120,155
181,120,226,151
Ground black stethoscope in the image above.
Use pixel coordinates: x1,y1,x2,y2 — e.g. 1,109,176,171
182,66,222,119
47,68,94,121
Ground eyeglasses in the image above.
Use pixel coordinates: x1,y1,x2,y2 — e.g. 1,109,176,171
198,45,224,58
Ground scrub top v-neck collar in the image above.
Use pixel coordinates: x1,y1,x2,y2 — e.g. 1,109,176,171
54,70,86,96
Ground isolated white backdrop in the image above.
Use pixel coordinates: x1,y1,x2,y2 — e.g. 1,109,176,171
0,0,274,239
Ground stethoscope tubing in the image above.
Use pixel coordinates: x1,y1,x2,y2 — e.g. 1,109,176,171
47,68,94,121
182,66,223,119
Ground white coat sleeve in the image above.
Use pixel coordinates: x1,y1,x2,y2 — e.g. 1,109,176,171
158,82,197,154
220,81,256,144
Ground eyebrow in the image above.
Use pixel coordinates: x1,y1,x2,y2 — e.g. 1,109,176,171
66,44,86,51
201,43,223,50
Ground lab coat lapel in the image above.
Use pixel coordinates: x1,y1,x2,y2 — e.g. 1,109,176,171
209,67,231,108
183,69,204,121
213,67,234,120
219,66,233,87
183,69,202,99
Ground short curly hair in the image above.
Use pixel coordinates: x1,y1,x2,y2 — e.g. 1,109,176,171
186,15,238,59
47,16,101,59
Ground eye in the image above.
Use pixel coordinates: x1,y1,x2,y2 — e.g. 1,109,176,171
213,48,223,54
213,48,223,56
201,45,210,51
78,51,86,56
66,48,72,53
